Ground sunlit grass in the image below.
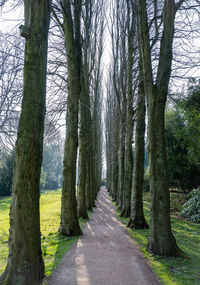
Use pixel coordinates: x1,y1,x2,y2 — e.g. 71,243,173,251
115,192,200,285
0,189,89,277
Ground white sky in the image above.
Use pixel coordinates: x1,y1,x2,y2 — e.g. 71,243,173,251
0,3,23,33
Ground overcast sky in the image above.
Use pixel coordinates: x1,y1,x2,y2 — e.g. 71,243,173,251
0,3,23,33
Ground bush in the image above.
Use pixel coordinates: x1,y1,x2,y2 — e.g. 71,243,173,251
180,189,200,223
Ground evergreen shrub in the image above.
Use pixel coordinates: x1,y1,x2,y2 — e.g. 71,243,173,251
180,189,200,223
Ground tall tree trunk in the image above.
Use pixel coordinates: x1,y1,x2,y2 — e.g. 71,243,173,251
59,0,82,236
111,109,119,201
78,81,89,219
106,96,113,193
121,1,135,217
118,98,127,211
128,66,148,229
0,1,51,284
138,0,184,256
118,98,126,212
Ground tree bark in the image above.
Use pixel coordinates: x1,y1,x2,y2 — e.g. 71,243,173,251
0,1,51,284
59,0,82,236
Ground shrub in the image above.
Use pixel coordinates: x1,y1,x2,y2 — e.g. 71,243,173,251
180,189,200,223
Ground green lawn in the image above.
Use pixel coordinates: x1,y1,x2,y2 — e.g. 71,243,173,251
116,192,200,285
0,189,89,278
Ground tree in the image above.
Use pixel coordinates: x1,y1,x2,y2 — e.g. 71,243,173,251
59,0,82,236
0,0,52,283
137,0,184,256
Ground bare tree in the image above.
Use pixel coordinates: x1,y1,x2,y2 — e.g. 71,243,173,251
0,33,24,150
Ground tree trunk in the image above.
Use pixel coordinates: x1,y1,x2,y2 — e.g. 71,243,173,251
128,69,148,229
121,2,134,217
59,0,82,236
0,1,51,284
111,115,119,201
78,84,89,219
118,98,126,211
147,90,180,255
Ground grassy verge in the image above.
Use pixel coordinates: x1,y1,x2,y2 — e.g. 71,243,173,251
115,192,200,285
0,189,90,278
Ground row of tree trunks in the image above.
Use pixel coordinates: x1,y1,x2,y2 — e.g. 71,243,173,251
107,0,136,218
106,0,184,257
77,0,103,217
1,0,103,284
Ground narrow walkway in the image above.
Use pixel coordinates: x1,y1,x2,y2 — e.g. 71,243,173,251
47,187,160,285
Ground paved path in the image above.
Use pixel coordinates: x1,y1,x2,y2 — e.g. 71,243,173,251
47,187,160,285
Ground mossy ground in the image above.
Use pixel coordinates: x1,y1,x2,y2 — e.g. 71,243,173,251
0,189,90,278
115,192,200,285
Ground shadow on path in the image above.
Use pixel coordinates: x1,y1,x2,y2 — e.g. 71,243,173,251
46,187,160,285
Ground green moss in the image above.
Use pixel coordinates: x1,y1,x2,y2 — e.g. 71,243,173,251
115,193,200,285
0,189,90,278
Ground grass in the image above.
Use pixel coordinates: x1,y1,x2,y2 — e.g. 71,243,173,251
0,189,89,278
115,192,200,285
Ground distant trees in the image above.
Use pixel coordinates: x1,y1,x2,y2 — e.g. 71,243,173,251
41,141,63,190
50,0,104,235
106,0,137,217
0,150,14,197
0,141,63,197
166,81,200,192
78,0,104,217
0,33,23,150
